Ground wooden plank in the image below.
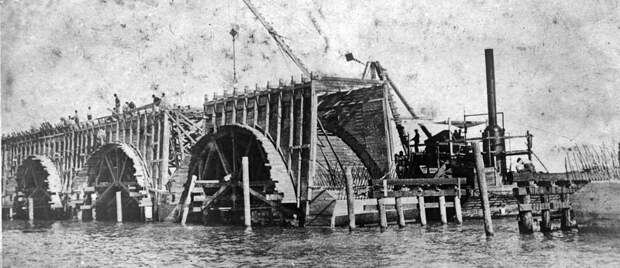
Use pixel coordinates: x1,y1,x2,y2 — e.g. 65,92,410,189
512,171,584,182
374,189,460,198
371,178,464,186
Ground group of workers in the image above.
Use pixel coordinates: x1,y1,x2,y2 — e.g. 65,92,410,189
7,92,170,138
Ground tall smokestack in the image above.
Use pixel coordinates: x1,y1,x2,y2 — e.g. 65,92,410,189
485,49,497,127
482,48,506,176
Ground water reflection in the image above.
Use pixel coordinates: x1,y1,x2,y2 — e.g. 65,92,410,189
3,218,620,267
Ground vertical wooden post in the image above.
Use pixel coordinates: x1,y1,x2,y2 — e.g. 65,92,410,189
473,142,494,236
540,193,552,232
92,193,97,221
242,157,251,228
77,207,83,221
560,193,572,230
161,112,170,188
181,175,197,225
144,204,153,222
418,196,427,226
383,179,388,197
448,118,453,158
381,84,394,179
518,192,534,233
345,167,356,230
28,197,34,221
395,197,405,227
116,191,123,223
377,197,387,229
275,93,282,147
115,120,120,142
454,195,463,224
439,195,447,224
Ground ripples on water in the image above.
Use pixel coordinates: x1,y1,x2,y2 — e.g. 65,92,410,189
3,218,620,267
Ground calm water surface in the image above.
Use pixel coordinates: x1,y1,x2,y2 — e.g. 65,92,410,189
2,218,620,267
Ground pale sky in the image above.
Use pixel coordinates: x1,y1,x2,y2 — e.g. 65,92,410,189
2,0,619,171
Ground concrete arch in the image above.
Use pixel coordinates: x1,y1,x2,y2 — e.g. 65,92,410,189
14,155,63,219
76,143,153,221
188,124,296,204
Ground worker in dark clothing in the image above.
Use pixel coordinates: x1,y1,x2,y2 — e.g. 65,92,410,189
152,94,161,105
87,106,93,121
516,158,536,173
411,129,420,153
113,93,121,114
452,129,460,140
73,110,80,125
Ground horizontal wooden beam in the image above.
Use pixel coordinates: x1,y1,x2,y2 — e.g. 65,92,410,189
374,189,460,198
513,186,578,196
371,177,464,186
512,171,588,183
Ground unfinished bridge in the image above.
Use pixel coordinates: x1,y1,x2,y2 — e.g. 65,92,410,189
2,103,204,221
1,75,403,225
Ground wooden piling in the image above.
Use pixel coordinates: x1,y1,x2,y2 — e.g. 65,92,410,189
560,193,572,230
540,194,552,232
472,142,494,236
454,195,463,224
518,192,534,233
28,197,34,221
181,175,197,225
242,157,251,228
439,195,447,224
377,198,388,229
144,205,153,222
116,191,123,223
418,196,427,226
395,197,405,227
345,167,356,230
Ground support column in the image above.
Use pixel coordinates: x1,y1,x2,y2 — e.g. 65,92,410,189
28,197,34,221
377,197,387,229
473,142,494,236
395,197,405,227
116,191,123,223
418,196,427,226
345,167,356,230
540,193,552,232
243,157,251,228
161,112,170,188
439,195,447,224
454,195,463,224
560,193,572,230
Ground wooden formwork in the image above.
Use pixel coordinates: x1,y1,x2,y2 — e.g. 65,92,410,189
197,75,396,224
1,104,203,220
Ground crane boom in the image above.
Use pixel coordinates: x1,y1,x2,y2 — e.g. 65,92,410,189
242,0,311,77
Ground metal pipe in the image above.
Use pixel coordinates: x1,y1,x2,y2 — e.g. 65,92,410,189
484,49,497,127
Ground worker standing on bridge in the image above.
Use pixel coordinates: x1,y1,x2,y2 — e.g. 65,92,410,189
160,92,168,109
411,129,420,153
113,93,121,114
73,110,80,125
152,94,161,105
87,106,93,122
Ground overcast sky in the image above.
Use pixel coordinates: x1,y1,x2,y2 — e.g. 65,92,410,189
2,0,619,171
